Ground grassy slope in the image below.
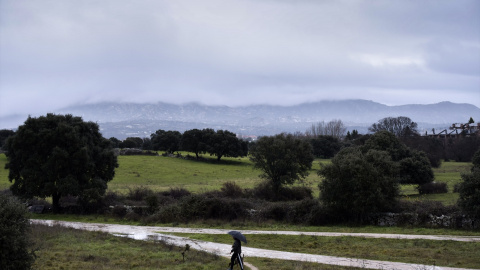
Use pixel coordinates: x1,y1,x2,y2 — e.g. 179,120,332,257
0,153,471,203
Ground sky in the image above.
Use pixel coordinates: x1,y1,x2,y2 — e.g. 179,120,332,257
1,0,479,124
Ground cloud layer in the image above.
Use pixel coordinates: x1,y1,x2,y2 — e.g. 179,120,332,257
1,0,479,120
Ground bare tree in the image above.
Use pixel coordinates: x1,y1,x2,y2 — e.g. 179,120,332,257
306,119,346,139
369,116,419,137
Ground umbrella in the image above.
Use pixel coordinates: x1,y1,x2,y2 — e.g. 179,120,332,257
228,230,247,243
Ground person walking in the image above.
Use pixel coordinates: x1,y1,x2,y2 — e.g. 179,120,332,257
227,231,246,270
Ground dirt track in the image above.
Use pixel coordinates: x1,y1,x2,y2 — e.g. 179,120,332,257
31,220,480,270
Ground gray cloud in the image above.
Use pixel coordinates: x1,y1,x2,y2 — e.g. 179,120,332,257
1,0,479,122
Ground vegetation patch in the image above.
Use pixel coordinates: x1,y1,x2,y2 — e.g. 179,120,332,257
31,224,228,269
168,233,480,269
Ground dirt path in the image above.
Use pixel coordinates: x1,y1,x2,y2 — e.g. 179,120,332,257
31,220,479,270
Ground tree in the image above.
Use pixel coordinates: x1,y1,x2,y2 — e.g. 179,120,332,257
0,129,15,150
181,128,214,159
119,137,143,149
369,116,419,137
5,114,118,212
363,131,434,187
306,119,346,139
318,147,399,222
0,192,36,270
310,135,341,158
398,150,434,186
209,130,246,161
345,129,359,141
249,133,314,192
457,149,480,218
108,137,121,148
151,129,182,153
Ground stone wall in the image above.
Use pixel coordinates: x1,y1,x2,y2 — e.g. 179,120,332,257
370,212,478,229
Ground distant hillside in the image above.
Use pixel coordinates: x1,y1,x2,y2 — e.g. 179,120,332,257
1,100,479,139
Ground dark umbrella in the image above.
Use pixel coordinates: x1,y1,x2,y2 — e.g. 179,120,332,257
228,231,247,243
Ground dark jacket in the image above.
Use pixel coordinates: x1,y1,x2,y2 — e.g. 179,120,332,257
231,238,241,254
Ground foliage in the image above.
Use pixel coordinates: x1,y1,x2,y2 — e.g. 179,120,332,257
399,150,434,185
151,129,182,153
4,114,118,212
249,133,314,191
401,136,443,168
445,136,480,162
309,135,341,158
417,182,448,194
250,180,313,201
457,149,480,218
318,147,399,222
119,137,144,148
369,116,419,137
363,131,434,187
0,129,15,150
0,193,35,270
181,128,214,158
208,129,247,160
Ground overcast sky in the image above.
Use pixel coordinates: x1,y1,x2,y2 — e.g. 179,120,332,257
1,0,479,122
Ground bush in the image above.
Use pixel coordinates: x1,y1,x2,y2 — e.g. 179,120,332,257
220,181,244,198
319,147,399,222
258,202,289,221
397,200,460,225
178,195,252,221
457,168,480,218
161,188,191,199
0,193,35,270
127,187,154,201
417,182,448,194
249,181,313,201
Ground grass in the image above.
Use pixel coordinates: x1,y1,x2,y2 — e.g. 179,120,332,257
0,153,325,195
32,213,480,236
167,233,480,269
110,154,261,194
30,223,230,270
30,223,366,270
2,153,469,199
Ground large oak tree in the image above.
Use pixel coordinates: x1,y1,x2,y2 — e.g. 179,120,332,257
5,114,118,212
249,133,314,192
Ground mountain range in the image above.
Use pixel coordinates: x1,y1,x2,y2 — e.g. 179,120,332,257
2,100,479,139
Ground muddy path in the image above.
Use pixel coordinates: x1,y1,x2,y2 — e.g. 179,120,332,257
31,220,479,270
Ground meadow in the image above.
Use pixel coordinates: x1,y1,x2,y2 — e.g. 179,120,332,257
0,153,471,204
2,152,477,269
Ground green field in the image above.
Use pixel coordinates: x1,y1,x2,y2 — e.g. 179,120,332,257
0,153,471,203
3,153,477,269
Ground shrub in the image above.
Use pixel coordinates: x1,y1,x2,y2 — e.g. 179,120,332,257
145,204,181,223
397,200,460,225
111,205,127,218
417,182,448,194
319,148,399,222
127,187,154,201
249,181,313,201
457,168,480,218
0,193,36,270
220,181,244,198
259,202,289,221
161,188,191,199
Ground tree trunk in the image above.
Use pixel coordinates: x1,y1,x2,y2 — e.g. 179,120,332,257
52,192,61,213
